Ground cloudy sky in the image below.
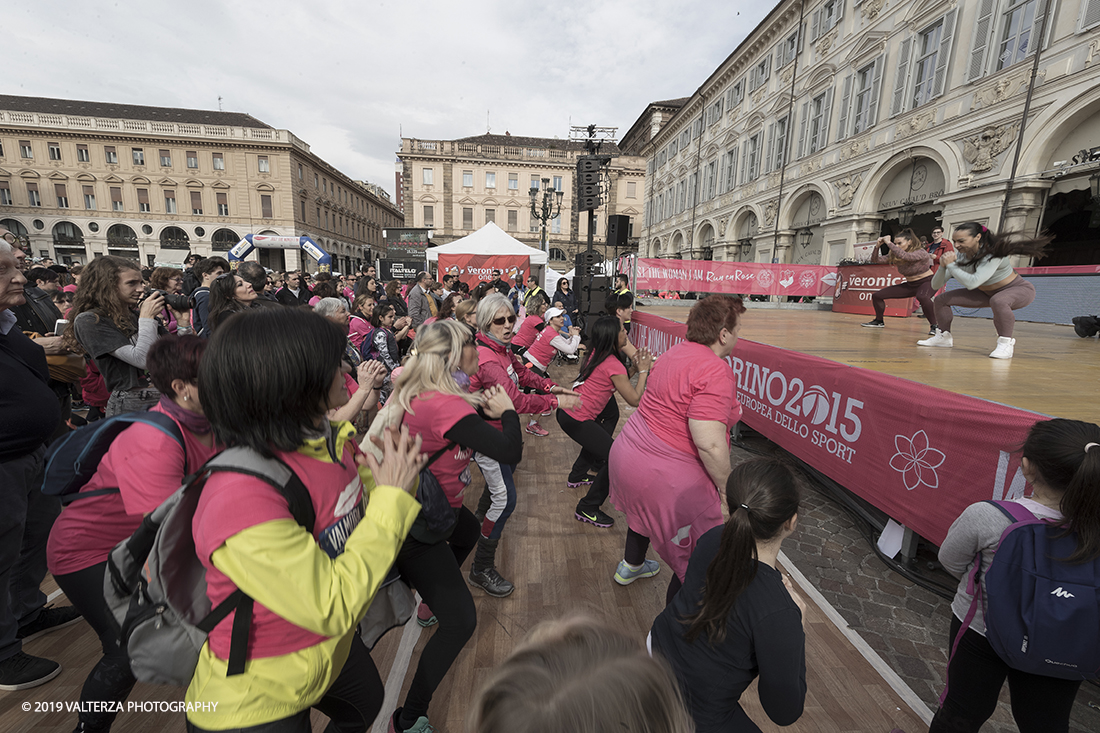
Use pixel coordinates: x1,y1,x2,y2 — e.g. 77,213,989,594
5,1,772,197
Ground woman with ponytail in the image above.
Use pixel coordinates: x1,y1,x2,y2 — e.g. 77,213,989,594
931,419,1100,733
918,222,1050,359
361,320,523,733
650,457,807,733
558,316,653,529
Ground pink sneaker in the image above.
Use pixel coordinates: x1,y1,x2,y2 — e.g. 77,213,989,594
416,602,437,628
525,422,550,437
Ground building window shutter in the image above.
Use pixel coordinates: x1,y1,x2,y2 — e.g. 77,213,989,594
728,147,739,191
261,195,272,218
932,9,958,99
55,183,67,200
837,74,854,140
810,9,821,41
868,54,885,128
740,141,749,185
890,37,913,117
110,187,123,203
821,88,835,148
764,124,776,173
1082,0,1100,30
191,190,203,213
968,0,997,82
797,102,809,158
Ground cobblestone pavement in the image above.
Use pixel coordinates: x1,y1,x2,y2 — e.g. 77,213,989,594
733,437,1100,733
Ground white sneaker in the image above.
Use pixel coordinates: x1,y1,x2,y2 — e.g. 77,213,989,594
917,329,953,347
989,336,1015,359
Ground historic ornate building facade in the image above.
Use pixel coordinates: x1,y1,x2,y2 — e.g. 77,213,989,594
0,95,402,273
397,134,647,268
629,0,1100,267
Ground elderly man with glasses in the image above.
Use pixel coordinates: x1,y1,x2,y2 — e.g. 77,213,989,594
0,226,83,692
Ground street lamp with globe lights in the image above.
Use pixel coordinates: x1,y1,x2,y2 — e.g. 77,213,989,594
529,177,564,253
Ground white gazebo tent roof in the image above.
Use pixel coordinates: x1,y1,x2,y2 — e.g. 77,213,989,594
425,221,548,265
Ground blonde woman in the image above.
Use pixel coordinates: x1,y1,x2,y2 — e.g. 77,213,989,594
362,321,521,733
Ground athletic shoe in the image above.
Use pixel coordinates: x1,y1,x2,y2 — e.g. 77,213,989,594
540,410,553,416
614,559,660,586
928,328,938,336
390,707,435,733
566,477,594,488
416,602,437,628
468,566,515,597
525,422,549,437
0,651,61,691
17,605,83,643
918,329,953,347
989,336,1015,359
575,508,614,528
860,320,885,328
565,354,579,362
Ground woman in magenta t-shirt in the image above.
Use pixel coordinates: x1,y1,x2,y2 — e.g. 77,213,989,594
511,296,548,352
558,316,654,530
47,335,219,733
361,320,522,733
608,295,745,604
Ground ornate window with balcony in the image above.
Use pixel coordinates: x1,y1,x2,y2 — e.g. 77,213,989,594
107,224,139,247
212,228,239,251
160,226,189,250
53,221,84,246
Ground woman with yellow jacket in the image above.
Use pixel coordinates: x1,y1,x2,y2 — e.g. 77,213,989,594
185,307,426,733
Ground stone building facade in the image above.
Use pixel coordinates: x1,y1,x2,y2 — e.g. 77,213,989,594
397,134,647,268
629,0,1100,267
0,95,402,273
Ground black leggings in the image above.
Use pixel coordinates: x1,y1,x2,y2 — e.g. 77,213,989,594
394,507,480,726
622,529,682,605
930,615,1082,733
54,562,137,732
186,639,384,732
556,399,619,513
871,274,937,326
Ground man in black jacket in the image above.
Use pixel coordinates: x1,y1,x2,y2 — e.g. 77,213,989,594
275,270,312,307
0,233,81,692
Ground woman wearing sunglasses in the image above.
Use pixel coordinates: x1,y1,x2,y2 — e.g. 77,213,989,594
468,293,580,596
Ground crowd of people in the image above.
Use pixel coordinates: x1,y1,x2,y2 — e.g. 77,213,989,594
2,219,1097,733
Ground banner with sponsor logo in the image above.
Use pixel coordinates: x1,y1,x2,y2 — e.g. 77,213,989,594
633,258,837,297
437,254,529,290
831,264,916,317
630,311,1043,545
378,259,424,282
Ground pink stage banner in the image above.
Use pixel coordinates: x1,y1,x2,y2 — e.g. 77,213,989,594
630,311,1044,546
1014,264,1100,275
831,264,915,317
634,258,837,297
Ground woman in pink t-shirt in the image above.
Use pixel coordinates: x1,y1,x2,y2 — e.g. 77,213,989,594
47,335,220,733
362,321,522,733
558,316,654,530
608,295,745,604
511,296,548,352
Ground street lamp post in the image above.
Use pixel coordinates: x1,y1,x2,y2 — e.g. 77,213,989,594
529,177,565,253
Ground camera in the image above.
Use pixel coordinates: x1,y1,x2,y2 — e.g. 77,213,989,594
151,289,192,311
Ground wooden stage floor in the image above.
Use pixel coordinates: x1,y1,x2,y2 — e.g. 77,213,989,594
3,358,939,733
644,304,1100,422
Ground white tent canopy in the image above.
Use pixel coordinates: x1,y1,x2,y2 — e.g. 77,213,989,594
425,221,548,265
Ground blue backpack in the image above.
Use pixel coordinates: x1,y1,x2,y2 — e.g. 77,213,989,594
957,500,1100,681
41,411,185,505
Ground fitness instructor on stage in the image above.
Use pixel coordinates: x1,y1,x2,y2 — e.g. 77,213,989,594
861,229,938,335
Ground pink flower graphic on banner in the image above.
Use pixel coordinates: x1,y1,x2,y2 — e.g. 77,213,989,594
890,430,946,491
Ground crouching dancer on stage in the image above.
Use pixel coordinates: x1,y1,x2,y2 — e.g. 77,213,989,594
186,308,424,733
862,229,938,335
918,222,1050,359
651,458,807,733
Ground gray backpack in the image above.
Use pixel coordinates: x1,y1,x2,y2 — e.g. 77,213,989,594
103,448,315,685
